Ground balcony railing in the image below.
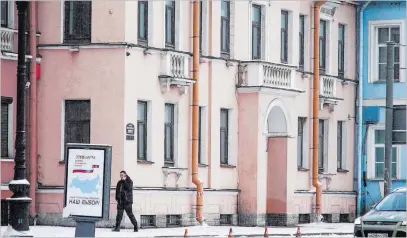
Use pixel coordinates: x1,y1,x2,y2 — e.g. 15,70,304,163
320,75,336,98
160,50,190,79
159,50,194,94
0,28,15,52
239,61,296,89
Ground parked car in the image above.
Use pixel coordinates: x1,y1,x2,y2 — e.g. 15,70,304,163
354,187,406,237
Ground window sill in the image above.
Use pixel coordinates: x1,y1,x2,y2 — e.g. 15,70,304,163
1,158,15,162
162,166,188,171
297,167,309,172
337,169,349,173
220,164,236,169
198,163,208,168
137,160,154,165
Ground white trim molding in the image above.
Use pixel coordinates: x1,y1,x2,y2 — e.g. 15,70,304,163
366,125,401,179
368,20,406,83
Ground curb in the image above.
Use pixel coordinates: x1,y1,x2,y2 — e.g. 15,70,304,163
154,232,354,237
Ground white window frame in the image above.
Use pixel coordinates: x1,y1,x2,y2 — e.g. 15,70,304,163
319,16,332,75
368,20,405,83
367,125,400,179
337,22,349,78
337,120,347,170
162,1,183,51
248,1,266,61
136,100,153,162
164,102,178,167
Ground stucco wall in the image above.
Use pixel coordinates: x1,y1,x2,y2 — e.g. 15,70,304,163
36,49,125,187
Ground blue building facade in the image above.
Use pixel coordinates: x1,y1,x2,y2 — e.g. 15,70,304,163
357,1,406,215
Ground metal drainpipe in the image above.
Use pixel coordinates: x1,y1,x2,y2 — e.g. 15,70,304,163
356,1,371,218
192,0,204,224
29,0,38,219
312,0,326,219
207,0,213,189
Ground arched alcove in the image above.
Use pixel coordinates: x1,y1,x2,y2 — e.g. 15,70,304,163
264,98,291,137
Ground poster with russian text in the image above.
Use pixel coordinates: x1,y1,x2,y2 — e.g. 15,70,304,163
65,148,105,218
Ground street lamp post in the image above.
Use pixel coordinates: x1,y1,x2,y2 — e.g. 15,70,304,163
5,1,32,236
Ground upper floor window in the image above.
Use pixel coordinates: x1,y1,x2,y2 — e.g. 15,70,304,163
299,15,305,69
377,26,400,81
1,1,9,28
372,129,397,179
220,0,230,58
319,20,327,74
164,103,175,166
220,109,229,165
64,1,92,43
137,101,148,161
338,24,345,78
138,1,148,45
64,100,91,152
393,105,406,144
251,5,262,60
165,0,175,49
280,10,289,63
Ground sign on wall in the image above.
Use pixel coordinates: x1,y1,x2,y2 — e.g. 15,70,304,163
126,123,135,140
63,144,112,220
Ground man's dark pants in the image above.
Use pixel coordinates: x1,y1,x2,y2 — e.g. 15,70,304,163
115,203,138,228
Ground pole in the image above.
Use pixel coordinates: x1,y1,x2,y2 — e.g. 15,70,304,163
383,41,395,197
4,1,32,236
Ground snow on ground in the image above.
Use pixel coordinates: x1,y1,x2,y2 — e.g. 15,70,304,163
1,223,354,237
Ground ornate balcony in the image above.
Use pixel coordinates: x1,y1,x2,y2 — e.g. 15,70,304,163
237,61,301,95
319,75,342,111
0,28,15,52
158,50,194,95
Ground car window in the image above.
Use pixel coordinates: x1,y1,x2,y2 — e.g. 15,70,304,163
375,192,406,211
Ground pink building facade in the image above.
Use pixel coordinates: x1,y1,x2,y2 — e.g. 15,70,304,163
2,0,357,227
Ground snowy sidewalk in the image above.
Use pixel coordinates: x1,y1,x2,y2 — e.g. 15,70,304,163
1,223,354,237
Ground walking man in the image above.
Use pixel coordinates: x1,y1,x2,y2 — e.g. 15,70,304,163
112,171,138,232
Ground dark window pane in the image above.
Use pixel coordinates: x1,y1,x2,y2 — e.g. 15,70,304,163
378,64,386,80
375,163,384,178
220,0,230,55
375,147,384,162
252,6,261,22
220,109,229,165
198,107,203,164
164,104,175,164
378,28,389,44
165,1,175,47
1,1,8,27
390,27,400,43
299,15,305,68
64,100,91,146
318,120,324,170
375,130,385,144
393,106,406,130
138,1,148,41
1,103,9,157
64,1,92,43
379,47,387,63
137,123,145,159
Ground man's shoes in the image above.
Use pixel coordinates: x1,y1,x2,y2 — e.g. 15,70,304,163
134,226,138,232
112,227,120,232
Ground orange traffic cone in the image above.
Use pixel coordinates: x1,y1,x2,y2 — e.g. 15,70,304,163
228,227,233,237
264,226,268,237
295,226,301,237
184,228,188,237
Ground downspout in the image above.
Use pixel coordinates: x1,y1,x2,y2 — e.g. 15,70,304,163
192,0,204,224
207,0,213,188
356,1,371,217
312,1,325,219
29,0,37,219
